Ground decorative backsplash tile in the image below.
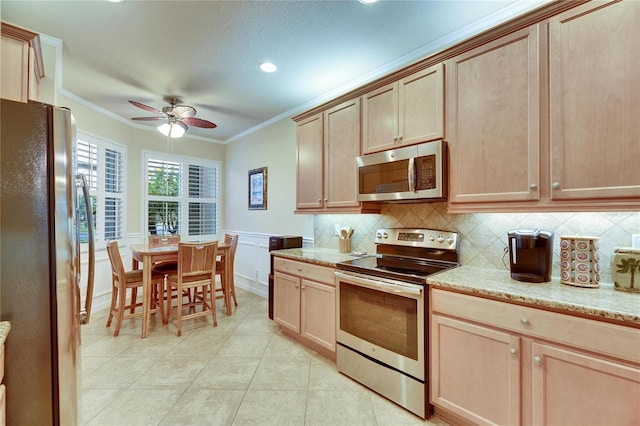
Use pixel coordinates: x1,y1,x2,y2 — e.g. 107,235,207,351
315,203,640,284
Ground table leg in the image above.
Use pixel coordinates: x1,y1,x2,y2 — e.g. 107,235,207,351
141,255,151,338
224,252,232,315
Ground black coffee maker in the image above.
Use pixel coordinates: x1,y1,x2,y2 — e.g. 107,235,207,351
507,229,554,283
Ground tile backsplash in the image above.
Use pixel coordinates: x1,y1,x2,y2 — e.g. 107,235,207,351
314,203,640,284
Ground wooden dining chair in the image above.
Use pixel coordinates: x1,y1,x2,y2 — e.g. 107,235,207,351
105,240,166,337
215,233,239,309
149,234,181,275
166,241,218,336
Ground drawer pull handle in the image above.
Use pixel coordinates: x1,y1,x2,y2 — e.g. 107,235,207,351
534,355,542,366
520,318,530,325
509,348,518,357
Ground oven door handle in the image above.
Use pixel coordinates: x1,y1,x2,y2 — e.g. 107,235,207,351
335,271,423,297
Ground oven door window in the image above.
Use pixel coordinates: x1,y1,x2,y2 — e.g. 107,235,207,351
339,282,418,360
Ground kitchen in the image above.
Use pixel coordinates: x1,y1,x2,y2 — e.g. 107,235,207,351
1,0,639,425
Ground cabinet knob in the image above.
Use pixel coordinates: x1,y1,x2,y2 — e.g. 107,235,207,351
317,199,322,203
552,181,561,189
509,348,518,357
520,318,529,325
397,135,403,141
529,184,538,190
534,355,543,365
297,267,302,272
301,285,305,289
393,136,398,141
324,198,328,202
295,284,299,288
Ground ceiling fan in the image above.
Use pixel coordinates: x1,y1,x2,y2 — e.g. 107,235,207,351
129,96,217,138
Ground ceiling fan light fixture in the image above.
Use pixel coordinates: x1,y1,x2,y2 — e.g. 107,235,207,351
157,121,187,138
259,62,277,73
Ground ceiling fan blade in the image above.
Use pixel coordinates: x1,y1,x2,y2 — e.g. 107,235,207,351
131,116,166,122
172,105,197,118
183,117,217,129
129,100,163,115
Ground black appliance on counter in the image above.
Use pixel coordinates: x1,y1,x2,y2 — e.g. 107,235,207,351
268,235,303,319
507,229,554,283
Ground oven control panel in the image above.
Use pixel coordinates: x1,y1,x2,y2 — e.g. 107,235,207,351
375,228,458,250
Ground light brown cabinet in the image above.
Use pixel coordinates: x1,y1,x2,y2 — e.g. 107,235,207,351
447,0,640,212
430,289,640,426
362,63,444,154
294,98,379,214
446,26,541,207
548,0,640,201
1,22,44,103
273,257,336,360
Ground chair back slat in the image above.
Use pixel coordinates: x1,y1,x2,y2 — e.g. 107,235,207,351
105,240,125,281
178,241,218,277
149,234,181,247
224,234,239,263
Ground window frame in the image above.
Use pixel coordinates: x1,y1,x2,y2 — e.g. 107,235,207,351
142,150,221,242
76,132,127,248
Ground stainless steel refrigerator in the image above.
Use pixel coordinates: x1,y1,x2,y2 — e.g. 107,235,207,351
0,98,95,425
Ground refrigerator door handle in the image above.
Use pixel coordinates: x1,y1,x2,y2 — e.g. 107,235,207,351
77,174,95,324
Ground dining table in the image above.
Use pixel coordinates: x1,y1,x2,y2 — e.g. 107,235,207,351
130,240,232,338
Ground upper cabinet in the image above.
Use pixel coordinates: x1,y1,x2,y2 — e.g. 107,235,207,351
447,0,640,212
294,98,380,214
362,63,444,154
1,22,44,103
548,0,640,201
447,26,541,206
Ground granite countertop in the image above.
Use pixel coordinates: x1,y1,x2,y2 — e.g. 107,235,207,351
273,248,639,327
271,247,367,268
0,321,10,346
428,265,640,327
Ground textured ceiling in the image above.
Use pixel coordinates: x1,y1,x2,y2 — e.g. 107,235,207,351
1,0,549,143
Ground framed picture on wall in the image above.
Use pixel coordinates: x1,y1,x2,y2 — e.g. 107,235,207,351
248,166,267,210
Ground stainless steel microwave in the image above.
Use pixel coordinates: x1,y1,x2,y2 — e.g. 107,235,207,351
356,140,447,202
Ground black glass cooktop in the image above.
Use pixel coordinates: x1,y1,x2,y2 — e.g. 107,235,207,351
337,254,457,285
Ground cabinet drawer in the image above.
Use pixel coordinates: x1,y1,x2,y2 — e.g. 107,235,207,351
431,289,640,364
274,258,335,285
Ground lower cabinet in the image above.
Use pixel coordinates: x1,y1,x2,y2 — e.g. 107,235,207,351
273,257,336,359
430,288,640,426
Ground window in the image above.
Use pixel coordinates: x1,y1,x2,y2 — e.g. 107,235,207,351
144,152,220,240
76,133,126,244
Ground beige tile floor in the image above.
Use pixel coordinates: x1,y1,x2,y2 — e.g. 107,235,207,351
80,288,449,426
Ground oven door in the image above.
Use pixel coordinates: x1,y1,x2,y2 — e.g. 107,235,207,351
335,270,425,380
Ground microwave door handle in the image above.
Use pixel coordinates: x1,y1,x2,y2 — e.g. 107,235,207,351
408,157,416,192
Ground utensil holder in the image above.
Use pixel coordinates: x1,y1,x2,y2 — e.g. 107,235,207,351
339,238,351,253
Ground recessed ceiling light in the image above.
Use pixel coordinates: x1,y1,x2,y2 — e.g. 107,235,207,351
108,0,126,3
359,0,378,4
259,62,277,73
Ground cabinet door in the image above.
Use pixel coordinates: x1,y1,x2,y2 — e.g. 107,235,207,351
431,315,521,426
296,113,324,209
362,82,398,154
398,63,444,147
447,26,541,205
531,342,640,426
549,0,640,200
300,279,336,353
324,98,361,209
273,272,301,334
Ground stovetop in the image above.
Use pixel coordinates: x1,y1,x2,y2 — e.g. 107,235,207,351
336,228,460,285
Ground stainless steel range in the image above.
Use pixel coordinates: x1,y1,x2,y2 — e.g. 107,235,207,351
335,228,459,419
